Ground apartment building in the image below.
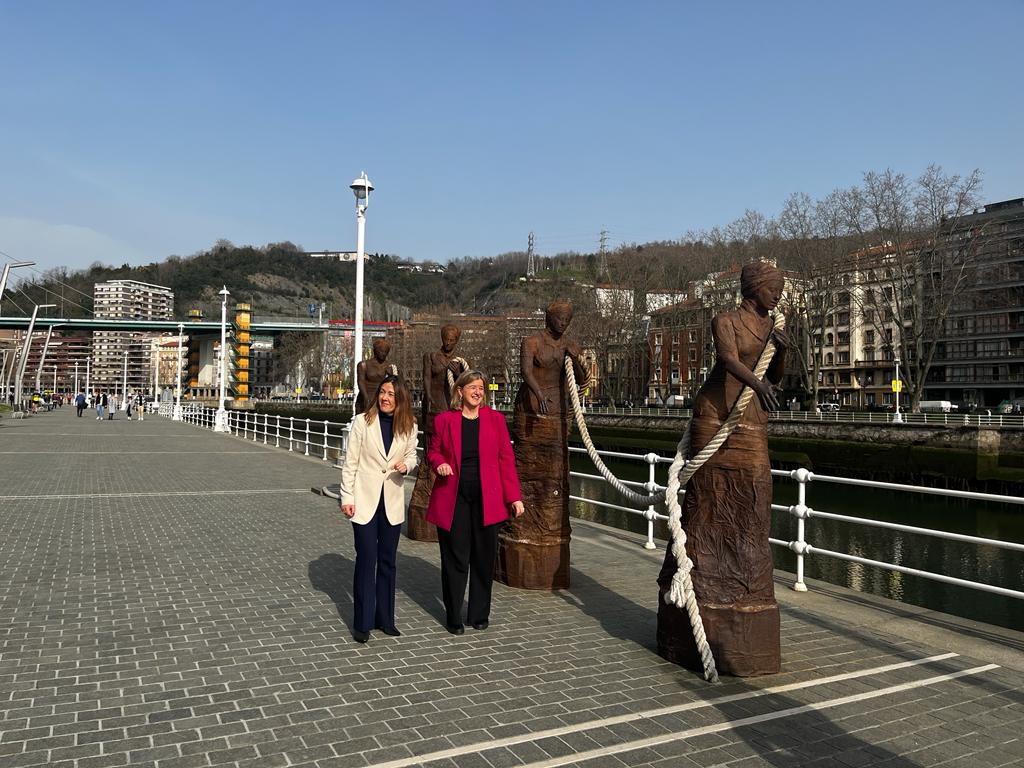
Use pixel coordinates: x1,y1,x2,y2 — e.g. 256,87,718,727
925,198,1024,407
92,280,174,396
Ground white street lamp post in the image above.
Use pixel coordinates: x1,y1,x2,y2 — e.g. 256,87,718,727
122,349,129,412
14,303,55,409
85,358,91,403
173,322,184,421
893,354,904,424
53,364,57,394
214,286,230,432
74,361,79,396
349,172,373,416
0,260,34,314
35,323,60,392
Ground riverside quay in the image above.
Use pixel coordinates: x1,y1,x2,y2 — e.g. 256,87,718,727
1,407,1022,768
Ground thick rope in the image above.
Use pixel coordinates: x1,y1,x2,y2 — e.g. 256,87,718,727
565,361,666,506
444,356,470,391
565,311,785,683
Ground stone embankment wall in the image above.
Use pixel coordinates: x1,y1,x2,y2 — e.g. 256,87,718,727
573,414,1024,492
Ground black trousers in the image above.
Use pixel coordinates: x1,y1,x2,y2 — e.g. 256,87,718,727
437,483,499,627
76,405,84,417
351,501,402,633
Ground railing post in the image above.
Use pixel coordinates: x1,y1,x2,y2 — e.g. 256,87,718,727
275,415,280,448
304,418,311,456
791,467,810,592
323,421,329,461
289,416,294,451
643,452,658,550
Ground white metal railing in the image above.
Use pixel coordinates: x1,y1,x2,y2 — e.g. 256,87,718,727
493,403,1024,428
163,406,1024,602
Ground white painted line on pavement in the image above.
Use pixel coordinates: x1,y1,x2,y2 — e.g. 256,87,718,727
0,489,312,500
369,653,961,768
514,663,999,768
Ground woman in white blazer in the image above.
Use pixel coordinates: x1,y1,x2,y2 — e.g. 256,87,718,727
340,374,418,643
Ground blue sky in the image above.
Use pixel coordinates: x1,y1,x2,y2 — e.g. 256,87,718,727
1,1,1021,274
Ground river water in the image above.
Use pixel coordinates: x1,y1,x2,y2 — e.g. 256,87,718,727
569,453,1024,632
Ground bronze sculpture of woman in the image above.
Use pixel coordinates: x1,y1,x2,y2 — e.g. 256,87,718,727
657,261,788,677
496,299,585,590
355,339,395,414
407,324,467,541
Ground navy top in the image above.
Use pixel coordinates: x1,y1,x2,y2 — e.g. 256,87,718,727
378,412,394,454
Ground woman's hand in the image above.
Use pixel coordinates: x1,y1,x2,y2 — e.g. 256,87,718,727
511,501,525,518
753,379,780,412
392,462,408,474
341,504,356,519
436,463,454,477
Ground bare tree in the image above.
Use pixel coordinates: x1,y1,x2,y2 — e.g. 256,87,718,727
839,166,985,410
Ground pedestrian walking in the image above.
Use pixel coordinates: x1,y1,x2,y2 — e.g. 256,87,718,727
96,391,106,420
75,391,86,417
135,393,145,421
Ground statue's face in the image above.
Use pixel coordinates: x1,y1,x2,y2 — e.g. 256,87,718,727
373,341,390,361
546,307,573,335
441,328,460,352
754,279,785,312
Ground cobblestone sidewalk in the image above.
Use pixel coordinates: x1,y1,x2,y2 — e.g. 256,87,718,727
1,410,1021,767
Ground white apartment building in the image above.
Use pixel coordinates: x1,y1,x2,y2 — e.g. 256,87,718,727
91,280,174,397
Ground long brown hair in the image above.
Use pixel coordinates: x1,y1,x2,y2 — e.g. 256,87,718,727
449,370,489,410
364,374,416,436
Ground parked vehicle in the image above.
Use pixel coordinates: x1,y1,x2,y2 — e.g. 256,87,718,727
919,400,953,413
817,402,841,412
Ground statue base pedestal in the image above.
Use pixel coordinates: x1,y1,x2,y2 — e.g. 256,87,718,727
495,538,570,590
406,462,438,542
656,596,780,677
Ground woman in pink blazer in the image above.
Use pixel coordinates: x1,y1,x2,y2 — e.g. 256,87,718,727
426,370,523,634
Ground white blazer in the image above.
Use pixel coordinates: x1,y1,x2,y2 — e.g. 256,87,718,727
340,414,418,526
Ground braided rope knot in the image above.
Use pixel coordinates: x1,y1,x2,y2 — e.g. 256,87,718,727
444,357,470,390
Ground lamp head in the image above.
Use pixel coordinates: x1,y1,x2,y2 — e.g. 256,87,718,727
350,173,374,207
219,286,230,300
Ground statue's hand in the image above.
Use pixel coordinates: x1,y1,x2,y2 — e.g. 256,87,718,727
566,342,582,362
771,328,793,350
533,392,549,415
753,379,780,412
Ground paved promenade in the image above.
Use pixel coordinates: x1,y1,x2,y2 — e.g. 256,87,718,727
1,408,1022,768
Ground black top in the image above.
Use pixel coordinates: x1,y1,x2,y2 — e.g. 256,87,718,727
459,415,481,494
378,412,394,455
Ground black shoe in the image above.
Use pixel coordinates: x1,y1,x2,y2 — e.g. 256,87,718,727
446,624,465,635
376,626,402,637
471,620,489,631
352,630,370,643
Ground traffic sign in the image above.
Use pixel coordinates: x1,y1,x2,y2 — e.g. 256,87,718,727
891,380,903,393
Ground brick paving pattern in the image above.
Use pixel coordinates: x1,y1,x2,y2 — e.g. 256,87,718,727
1,408,1022,768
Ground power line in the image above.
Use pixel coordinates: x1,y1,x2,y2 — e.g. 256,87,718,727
0,250,96,309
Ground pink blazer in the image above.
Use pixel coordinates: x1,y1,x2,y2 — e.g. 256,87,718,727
425,406,522,531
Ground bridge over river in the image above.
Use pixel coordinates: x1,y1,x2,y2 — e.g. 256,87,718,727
1,408,1022,767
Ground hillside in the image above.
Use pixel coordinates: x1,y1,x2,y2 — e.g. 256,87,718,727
11,237,730,322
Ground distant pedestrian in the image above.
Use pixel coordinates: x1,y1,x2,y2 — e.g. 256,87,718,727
96,391,106,420
136,393,145,421
75,391,86,417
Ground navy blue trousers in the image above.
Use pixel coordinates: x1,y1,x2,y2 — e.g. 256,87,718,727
351,498,402,633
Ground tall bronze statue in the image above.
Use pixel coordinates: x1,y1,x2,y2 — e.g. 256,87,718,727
657,262,788,677
496,300,584,589
355,339,395,414
407,324,467,541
